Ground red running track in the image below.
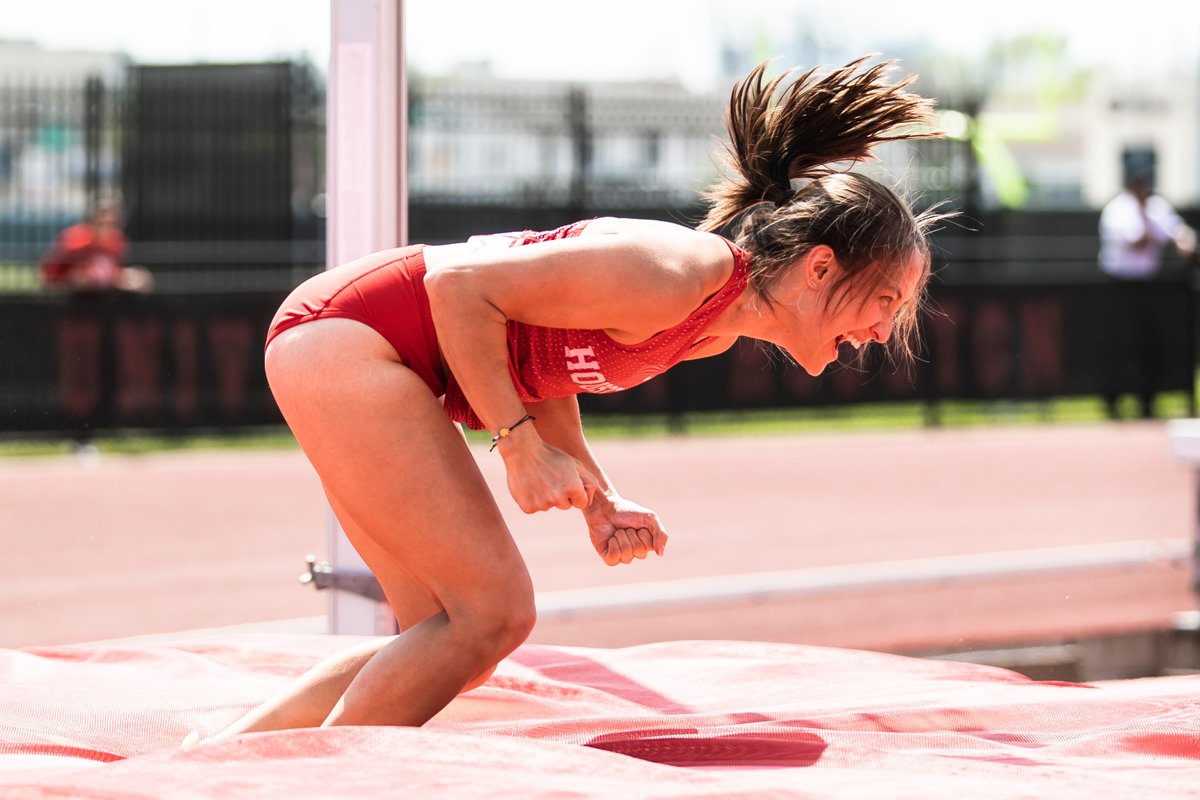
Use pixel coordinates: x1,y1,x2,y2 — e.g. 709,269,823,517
0,421,1193,651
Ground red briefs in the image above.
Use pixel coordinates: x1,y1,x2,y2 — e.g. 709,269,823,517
264,244,448,397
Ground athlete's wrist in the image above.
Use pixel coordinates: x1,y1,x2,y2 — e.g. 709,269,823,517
494,418,543,459
489,412,536,451
582,486,618,515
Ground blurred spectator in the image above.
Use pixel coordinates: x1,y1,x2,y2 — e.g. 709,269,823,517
41,203,154,456
1098,172,1197,419
1099,173,1196,280
39,204,153,294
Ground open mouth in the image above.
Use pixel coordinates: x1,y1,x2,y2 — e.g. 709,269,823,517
830,335,848,364
834,335,859,350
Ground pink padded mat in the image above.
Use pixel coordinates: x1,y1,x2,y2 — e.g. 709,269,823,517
1,634,1198,798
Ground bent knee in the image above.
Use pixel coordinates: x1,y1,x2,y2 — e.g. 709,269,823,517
479,601,537,653
453,597,537,661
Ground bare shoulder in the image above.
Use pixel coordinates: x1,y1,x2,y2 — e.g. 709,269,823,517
424,217,737,339
578,216,715,249
578,217,734,295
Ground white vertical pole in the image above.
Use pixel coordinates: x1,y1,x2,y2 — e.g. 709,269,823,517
326,0,408,634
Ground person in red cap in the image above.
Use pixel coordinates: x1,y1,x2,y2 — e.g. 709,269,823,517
196,56,950,742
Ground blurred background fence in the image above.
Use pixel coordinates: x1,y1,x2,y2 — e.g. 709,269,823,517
0,61,1195,436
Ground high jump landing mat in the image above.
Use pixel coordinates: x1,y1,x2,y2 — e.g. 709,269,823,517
1,631,1198,799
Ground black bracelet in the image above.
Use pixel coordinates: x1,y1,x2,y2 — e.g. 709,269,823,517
489,414,535,451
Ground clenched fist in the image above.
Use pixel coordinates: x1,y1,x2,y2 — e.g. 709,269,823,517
583,491,668,566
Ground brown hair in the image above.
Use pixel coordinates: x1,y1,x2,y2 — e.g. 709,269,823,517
699,56,949,365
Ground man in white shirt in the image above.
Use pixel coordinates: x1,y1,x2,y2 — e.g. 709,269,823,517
1098,172,1197,418
1099,173,1196,280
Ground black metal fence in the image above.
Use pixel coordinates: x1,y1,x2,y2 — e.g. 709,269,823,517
0,75,121,274
120,62,325,292
0,62,325,295
0,63,1195,436
2,273,1191,435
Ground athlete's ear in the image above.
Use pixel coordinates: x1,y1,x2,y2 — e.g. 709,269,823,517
802,245,836,289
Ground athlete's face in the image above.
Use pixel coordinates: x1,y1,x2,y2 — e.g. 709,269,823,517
774,247,923,376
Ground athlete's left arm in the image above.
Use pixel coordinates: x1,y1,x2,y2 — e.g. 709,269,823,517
526,395,668,565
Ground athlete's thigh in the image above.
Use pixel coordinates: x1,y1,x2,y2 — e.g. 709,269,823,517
323,488,441,630
266,318,532,612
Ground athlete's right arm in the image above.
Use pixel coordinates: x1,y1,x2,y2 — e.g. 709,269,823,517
422,222,727,514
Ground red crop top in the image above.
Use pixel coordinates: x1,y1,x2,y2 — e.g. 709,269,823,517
441,221,750,430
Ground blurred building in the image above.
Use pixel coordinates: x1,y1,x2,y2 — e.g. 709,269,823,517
1082,69,1200,207
3,39,1197,254
410,70,1200,218
409,75,725,211
926,58,1200,211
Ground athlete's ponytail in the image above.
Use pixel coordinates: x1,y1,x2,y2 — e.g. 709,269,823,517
700,56,938,232
700,56,950,366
